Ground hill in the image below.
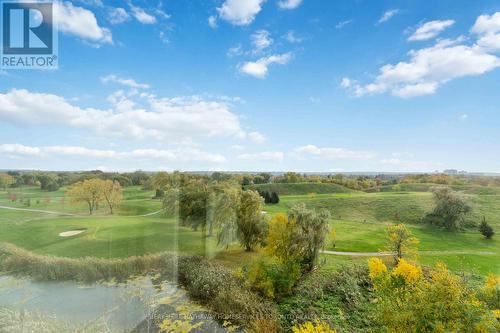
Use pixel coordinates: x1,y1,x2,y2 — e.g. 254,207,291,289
246,182,356,195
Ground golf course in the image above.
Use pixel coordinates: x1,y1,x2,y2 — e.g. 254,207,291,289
1,182,498,275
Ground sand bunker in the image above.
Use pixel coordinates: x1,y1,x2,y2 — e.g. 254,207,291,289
59,229,86,237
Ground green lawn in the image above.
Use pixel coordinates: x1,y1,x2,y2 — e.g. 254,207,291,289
0,185,499,276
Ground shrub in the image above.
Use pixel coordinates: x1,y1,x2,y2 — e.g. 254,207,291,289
479,218,495,239
243,258,300,299
368,259,499,332
292,320,337,333
279,264,374,332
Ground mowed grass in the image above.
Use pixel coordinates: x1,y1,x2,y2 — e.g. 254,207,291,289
264,190,500,275
0,212,212,258
0,185,499,275
0,186,203,258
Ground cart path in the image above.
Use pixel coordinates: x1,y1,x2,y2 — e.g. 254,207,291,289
321,250,496,257
0,205,163,217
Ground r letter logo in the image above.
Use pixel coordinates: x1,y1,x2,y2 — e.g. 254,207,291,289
1,1,58,69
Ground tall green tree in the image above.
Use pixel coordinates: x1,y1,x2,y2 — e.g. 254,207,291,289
288,203,331,271
236,190,267,251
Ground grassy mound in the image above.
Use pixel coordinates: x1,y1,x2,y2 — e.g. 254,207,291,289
366,183,500,195
246,182,355,195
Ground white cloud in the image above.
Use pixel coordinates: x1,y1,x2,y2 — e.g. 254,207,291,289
129,4,157,24
459,113,468,120
217,0,266,26
409,20,455,41
335,20,352,29
294,145,375,160
237,151,284,162
239,53,292,78
345,36,500,98
340,77,353,88
100,74,150,89
471,12,500,51
284,30,302,43
55,1,112,45
208,15,218,28
278,0,302,10
107,7,129,25
248,131,266,143
0,89,251,142
227,44,243,57
0,144,226,163
251,30,273,53
378,9,399,24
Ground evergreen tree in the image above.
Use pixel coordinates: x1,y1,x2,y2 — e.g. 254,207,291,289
479,217,495,239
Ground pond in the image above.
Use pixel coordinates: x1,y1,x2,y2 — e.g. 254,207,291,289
0,275,230,332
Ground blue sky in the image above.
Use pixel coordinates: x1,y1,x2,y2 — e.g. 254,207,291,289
1,0,500,172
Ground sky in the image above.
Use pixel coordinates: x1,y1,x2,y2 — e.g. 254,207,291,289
1,0,500,173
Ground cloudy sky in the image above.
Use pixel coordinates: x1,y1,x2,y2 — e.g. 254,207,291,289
1,0,500,172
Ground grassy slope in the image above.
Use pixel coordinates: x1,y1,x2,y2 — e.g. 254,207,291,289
246,182,355,195
1,185,499,275
264,190,500,275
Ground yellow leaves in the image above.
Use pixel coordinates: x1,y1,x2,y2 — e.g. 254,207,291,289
159,319,203,333
392,259,422,285
493,309,500,319
485,274,500,290
368,258,387,280
292,320,337,333
265,213,298,262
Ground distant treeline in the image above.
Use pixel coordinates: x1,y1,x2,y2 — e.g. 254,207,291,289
1,169,500,193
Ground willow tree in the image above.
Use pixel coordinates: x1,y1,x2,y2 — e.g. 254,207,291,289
288,203,331,271
236,190,267,251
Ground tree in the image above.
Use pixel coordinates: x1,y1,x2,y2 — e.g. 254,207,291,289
266,213,302,263
479,217,495,239
384,223,419,263
209,183,240,241
425,187,471,231
288,203,331,271
102,180,123,214
67,179,104,215
37,173,60,191
236,190,267,251
270,191,279,204
0,173,14,190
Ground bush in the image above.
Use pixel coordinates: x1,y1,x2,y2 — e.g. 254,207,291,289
279,264,374,332
479,218,495,239
177,256,279,328
243,258,300,299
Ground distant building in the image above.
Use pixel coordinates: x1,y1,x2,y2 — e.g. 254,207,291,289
443,169,458,175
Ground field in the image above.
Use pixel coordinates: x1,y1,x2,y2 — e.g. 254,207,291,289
0,184,499,276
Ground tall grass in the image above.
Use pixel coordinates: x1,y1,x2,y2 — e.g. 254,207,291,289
0,242,176,283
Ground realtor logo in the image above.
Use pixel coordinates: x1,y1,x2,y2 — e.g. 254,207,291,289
1,0,57,69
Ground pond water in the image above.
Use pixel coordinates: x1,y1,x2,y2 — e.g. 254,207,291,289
0,275,229,332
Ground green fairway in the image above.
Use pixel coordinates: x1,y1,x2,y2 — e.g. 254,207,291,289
1,185,499,276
